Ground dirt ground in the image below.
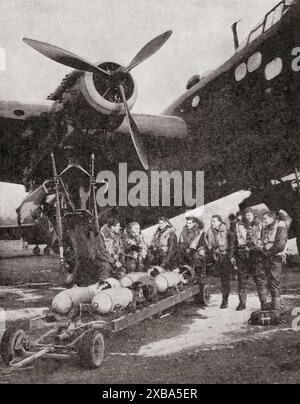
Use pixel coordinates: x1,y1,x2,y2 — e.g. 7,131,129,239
0,256,299,384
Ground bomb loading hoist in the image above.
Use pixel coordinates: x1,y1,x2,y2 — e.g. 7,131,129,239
49,150,104,281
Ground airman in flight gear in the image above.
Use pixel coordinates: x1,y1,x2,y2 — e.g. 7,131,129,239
124,222,148,272
147,216,178,269
178,216,207,279
206,215,232,309
262,211,288,311
97,218,125,278
231,208,268,311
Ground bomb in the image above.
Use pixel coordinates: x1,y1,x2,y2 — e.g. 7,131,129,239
147,266,166,277
173,265,194,283
52,278,121,315
120,272,149,288
92,288,134,314
133,277,158,304
52,286,97,315
96,278,121,291
154,271,183,293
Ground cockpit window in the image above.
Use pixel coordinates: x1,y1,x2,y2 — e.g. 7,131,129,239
264,2,284,32
236,0,293,51
248,22,264,44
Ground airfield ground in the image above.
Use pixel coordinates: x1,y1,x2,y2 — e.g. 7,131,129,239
0,255,299,384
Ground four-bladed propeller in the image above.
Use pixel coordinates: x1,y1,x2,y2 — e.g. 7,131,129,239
23,30,173,170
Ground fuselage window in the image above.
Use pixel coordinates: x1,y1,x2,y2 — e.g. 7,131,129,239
265,57,283,80
235,63,247,82
192,95,200,108
0,47,6,71
13,109,25,117
247,52,262,73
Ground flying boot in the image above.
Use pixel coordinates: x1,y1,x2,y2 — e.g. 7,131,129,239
220,293,229,309
236,293,246,311
272,296,281,311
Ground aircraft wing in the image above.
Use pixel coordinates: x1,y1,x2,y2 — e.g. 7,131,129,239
0,100,59,184
0,100,55,120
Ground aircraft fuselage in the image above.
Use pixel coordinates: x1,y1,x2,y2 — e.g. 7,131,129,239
159,0,300,206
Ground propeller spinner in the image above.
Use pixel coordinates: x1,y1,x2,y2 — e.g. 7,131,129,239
23,30,173,170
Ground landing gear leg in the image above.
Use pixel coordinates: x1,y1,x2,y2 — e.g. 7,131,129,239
51,152,65,279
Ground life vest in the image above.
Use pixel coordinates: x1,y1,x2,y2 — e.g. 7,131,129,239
236,218,262,250
206,223,228,254
179,223,203,250
125,233,148,260
190,230,205,250
100,224,124,258
262,220,287,252
151,226,176,254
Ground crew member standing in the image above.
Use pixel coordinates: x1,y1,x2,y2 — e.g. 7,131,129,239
262,211,288,311
178,216,207,277
206,215,232,309
231,208,268,311
147,216,178,269
97,218,125,278
124,222,148,272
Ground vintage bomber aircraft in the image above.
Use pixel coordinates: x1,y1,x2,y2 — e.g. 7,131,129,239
1,0,300,253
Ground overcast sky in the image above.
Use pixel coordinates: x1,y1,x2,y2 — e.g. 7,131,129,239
0,0,280,220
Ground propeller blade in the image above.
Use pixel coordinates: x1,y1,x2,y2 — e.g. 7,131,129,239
126,30,172,71
23,38,110,76
118,85,149,170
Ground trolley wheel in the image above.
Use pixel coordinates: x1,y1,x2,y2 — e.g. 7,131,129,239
33,246,41,256
194,283,210,306
0,328,28,366
78,330,105,369
44,246,51,256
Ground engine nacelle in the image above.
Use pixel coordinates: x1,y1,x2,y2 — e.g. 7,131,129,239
62,62,137,130
92,287,134,314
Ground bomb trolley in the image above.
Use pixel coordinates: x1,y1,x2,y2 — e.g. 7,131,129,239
0,278,209,370
2,153,209,369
